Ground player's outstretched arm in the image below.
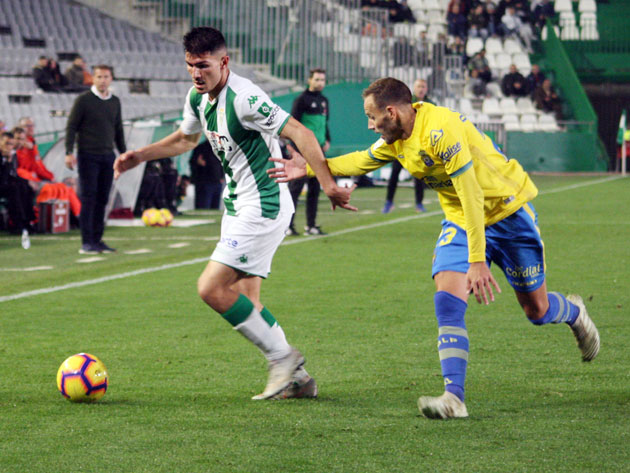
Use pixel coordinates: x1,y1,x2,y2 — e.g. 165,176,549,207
114,130,201,179
280,117,357,211
267,151,307,182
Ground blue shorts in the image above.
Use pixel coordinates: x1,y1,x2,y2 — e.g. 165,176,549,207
431,204,546,292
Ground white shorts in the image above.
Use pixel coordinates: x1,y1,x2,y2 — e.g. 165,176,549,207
210,207,292,278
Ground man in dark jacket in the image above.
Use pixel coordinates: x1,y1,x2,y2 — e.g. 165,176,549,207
501,64,528,97
286,68,331,236
65,64,126,254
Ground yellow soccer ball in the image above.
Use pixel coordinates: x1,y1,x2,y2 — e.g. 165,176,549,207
142,208,164,227
56,353,109,402
160,208,174,227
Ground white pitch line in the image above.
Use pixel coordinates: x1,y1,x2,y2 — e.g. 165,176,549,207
0,176,624,304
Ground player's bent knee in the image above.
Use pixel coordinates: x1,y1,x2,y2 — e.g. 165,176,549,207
522,301,547,321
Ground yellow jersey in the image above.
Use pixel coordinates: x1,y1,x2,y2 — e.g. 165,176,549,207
310,102,538,263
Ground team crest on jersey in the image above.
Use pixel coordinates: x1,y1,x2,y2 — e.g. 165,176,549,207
257,102,273,117
421,152,434,167
430,129,444,147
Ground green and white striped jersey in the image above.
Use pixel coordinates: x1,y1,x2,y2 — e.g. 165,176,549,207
180,72,293,219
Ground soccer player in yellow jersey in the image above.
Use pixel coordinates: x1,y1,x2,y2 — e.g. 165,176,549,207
269,78,600,419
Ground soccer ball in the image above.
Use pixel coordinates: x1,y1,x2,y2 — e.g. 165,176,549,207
142,207,164,227
56,353,109,402
159,208,174,227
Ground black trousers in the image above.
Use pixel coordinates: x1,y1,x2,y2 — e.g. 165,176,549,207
288,176,320,228
386,160,424,204
0,178,35,232
77,151,115,245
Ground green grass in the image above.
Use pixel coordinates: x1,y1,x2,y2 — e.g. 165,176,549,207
1,175,629,472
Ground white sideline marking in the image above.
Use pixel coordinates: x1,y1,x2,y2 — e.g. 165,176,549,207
0,176,624,303
168,242,191,248
76,257,106,263
0,266,54,272
124,249,153,255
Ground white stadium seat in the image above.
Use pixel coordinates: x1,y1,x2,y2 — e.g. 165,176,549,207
520,114,538,132
482,97,502,116
578,0,597,13
554,0,573,13
466,37,484,57
561,25,580,40
500,97,519,115
516,97,537,115
503,114,521,131
485,37,503,55
538,114,560,131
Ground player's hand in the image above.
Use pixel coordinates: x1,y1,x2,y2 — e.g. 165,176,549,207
114,150,142,179
466,261,501,305
267,153,307,182
65,154,77,170
324,182,358,212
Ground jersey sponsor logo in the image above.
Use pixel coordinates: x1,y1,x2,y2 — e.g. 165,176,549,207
238,254,248,263
311,102,317,108
438,142,462,162
208,131,233,154
220,237,239,248
505,264,542,279
424,175,453,189
430,129,444,147
247,95,259,108
259,104,281,126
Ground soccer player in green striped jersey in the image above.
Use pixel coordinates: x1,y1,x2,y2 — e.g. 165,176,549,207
114,27,356,400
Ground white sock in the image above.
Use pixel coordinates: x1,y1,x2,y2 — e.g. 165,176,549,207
234,308,291,361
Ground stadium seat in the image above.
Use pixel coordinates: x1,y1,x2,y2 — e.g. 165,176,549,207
578,0,597,13
459,97,474,115
559,11,576,29
503,38,523,55
424,0,440,11
485,37,503,55
427,9,446,24
512,53,531,72
408,0,424,9
561,24,580,40
482,97,501,116
519,114,538,132
503,114,521,131
537,114,560,131
580,24,599,40
516,97,537,114
466,37,484,57
579,11,597,27
554,0,573,13
499,98,518,115
486,82,503,98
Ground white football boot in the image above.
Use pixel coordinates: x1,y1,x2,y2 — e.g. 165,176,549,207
567,294,600,362
252,348,305,400
418,391,469,419
272,366,318,399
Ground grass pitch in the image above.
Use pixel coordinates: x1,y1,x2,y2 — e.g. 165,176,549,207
1,175,629,472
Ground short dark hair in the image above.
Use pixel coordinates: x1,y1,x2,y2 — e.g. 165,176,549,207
362,78,412,109
183,27,227,56
10,126,24,135
1,131,14,139
309,68,326,78
93,64,113,75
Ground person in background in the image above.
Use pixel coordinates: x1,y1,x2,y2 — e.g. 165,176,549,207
526,64,546,96
533,78,563,120
285,68,331,236
382,78,430,214
501,64,528,97
0,132,33,249
65,64,126,254
64,56,91,92
190,139,224,210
